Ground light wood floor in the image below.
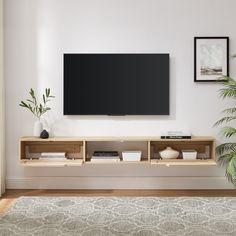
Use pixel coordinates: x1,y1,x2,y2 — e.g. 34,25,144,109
1,189,236,214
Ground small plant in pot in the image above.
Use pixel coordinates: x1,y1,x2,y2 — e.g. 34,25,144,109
19,88,55,137
214,75,236,187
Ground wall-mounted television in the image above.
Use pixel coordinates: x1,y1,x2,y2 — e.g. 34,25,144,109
64,53,169,115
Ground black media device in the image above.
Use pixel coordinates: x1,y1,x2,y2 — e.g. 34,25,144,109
93,151,119,157
64,53,169,115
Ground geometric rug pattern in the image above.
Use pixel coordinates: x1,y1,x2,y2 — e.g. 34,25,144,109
0,197,236,236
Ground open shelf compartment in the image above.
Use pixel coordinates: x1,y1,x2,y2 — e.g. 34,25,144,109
20,137,84,167
85,140,149,164
150,137,216,166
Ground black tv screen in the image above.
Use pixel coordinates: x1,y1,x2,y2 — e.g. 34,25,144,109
64,53,169,115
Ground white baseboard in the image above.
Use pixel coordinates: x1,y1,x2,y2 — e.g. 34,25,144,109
6,176,233,189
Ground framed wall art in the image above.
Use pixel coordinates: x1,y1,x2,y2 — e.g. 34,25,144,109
194,37,229,82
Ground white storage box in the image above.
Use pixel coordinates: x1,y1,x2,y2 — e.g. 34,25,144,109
122,151,142,162
182,150,197,160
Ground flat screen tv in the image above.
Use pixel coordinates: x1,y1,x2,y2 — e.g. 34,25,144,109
64,53,169,115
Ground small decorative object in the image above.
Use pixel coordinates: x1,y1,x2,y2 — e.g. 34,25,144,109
122,151,142,162
40,129,49,139
19,88,55,137
194,37,229,82
182,150,197,160
159,147,179,159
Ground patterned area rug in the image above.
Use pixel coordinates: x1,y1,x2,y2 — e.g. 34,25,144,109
0,197,236,236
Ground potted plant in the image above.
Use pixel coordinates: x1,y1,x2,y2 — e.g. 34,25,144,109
214,75,236,187
19,88,55,136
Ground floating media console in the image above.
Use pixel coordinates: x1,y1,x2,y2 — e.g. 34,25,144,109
19,136,216,167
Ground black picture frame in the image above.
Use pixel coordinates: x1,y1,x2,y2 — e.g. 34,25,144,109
194,37,229,82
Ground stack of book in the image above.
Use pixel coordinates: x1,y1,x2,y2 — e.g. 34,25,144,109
161,131,191,139
90,151,120,163
39,152,67,161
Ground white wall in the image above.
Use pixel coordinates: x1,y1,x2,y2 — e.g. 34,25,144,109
0,0,5,194
4,0,236,189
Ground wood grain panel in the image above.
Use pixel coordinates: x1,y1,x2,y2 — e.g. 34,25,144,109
28,143,82,153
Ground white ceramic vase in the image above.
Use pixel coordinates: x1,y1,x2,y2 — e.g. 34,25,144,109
34,120,43,137
159,147,179,159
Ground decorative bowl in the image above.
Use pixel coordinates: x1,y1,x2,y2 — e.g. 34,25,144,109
159,147,179,159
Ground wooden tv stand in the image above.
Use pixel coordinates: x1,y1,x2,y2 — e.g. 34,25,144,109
19,136,216,167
